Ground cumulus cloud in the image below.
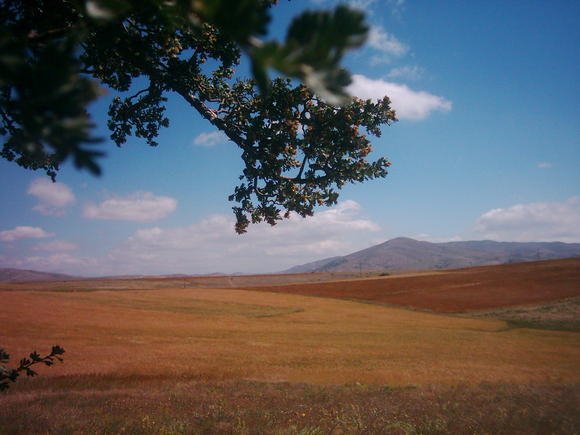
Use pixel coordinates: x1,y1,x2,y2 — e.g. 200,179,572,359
84,192,177,222
387,65,424,81
413,234,463,243
105,200,381,275
310,0,376,10
368,25,408,62
348,0,377,10
5,202,380,276
28,178,75,216
3,253,97,275
386,0,405,16
193,131,228,147
33,240,78,252
348,74,452,120
0,226,54,242
474,197,580,242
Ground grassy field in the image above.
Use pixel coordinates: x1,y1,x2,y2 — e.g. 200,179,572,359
2,378,577,433
244,259,580,312
0,259,578,433
469,296,580,332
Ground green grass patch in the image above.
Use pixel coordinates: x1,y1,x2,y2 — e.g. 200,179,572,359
469,297,580,332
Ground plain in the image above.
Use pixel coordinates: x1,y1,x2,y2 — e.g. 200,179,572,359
0,259,578,433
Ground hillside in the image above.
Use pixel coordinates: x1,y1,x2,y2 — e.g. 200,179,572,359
258,258,580,313
284,237,580,273
0,268,77,282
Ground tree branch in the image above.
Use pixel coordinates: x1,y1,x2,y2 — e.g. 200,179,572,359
127,87,151,101
177,88,250,148
280,174,330,184
26,26,73,44
295,153,308,180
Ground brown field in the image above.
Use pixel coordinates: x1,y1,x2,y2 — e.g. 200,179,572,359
0,270,368,293
245,258,580,312
0,259,579,433
2,378,577,434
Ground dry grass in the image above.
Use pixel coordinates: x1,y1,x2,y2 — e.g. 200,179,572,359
0,271,368,293
1,287,578,386
1,378,577,434
1,260,579,433
245,258,580,312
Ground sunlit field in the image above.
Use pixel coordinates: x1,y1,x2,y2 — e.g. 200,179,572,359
1,260,578,433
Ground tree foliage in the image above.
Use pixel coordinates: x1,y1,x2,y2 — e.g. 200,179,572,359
0,0,396,232
0,346,65,392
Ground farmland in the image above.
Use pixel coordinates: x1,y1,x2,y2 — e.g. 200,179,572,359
0,259,579,433
245,258,580,312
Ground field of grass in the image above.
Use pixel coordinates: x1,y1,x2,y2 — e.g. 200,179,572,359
2,378,577,433
469,296,580,332
0,259,578,433
0,270,369,293
247,259,580,312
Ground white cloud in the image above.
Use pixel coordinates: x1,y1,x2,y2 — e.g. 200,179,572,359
537,162,553,169
413,234,463,243
3,253,97,275
310,0,376,9
348,74,452,120
387,65,424,81
28,178,75,216
193,131,228,147
84,192,177,222
4,202,380,276
348,0,377,11
310,0,402,15
33,240,78,252
386,0,405,17
0,226,54,242
474,197,580,242
105,200,381,275
368,25,408,63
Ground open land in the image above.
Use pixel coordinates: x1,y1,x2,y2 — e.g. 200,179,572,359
0,259,578,433
244,259,580,312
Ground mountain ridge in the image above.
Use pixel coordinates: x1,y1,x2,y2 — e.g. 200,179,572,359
0,268,78,282
283,238,580,273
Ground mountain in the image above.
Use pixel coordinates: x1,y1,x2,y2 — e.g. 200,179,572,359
0,268,78,282
284,238,580,273
284,256,345,274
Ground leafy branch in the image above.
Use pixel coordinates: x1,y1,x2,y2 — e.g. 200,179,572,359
0,346,65,392
1,0,396,232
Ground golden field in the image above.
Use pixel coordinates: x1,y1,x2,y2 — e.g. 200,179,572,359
0,259,578,433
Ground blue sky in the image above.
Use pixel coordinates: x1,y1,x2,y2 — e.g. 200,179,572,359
1,0,579,276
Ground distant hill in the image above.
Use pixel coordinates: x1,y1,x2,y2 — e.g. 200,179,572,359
0,268,78,282
283,256,345,273
284,237,580,273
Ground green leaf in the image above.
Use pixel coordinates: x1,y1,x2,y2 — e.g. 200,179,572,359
249,6,368,105
190,0,271,43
